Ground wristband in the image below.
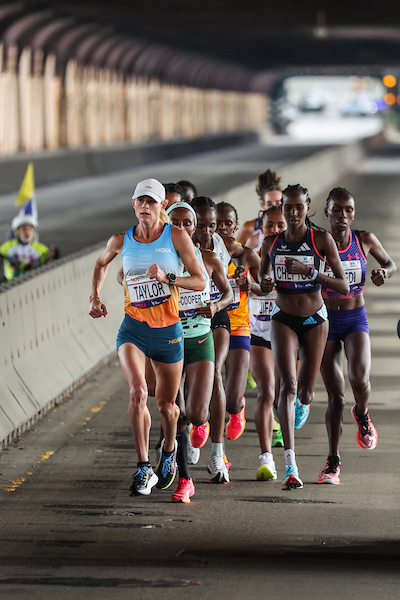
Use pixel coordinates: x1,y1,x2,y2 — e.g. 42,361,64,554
378,268,388,281
89,295,100,303
308,265,318,281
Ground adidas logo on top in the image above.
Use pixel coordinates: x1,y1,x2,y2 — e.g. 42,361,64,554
303,316,317,325
297,243,310,252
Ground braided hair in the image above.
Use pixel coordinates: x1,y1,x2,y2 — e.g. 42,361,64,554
256,168,282,198
281,184,325,231
191,196,216,209
257,204,283,223
325,187,353,210
215,201,239,228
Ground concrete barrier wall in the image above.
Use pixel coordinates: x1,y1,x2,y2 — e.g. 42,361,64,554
0,247,123,447
0,138,369,448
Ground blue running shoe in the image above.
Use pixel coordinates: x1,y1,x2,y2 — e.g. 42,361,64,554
282,465,303,490
295,400,310,429
130,466,158,496
155,440,177,490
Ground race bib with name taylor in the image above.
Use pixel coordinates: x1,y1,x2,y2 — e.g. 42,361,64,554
126,274,171,309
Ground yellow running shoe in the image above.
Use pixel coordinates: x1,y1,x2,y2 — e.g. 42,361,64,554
246,371,257,389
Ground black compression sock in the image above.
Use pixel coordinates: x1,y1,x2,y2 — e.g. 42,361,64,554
176,430,190,480
137,461,151,468
162,449,174,457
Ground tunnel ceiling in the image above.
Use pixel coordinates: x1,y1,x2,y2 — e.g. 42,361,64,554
3,0,400,92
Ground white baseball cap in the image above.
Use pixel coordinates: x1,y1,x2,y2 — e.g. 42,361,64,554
132,178,165,203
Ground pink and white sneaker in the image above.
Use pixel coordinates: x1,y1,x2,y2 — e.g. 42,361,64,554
351,405,378,450
318,456,341,484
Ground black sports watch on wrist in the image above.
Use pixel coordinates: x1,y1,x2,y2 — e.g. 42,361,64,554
166,272,177,286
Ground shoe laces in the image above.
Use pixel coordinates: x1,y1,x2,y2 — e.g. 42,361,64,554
358,413,372,436
197,423,208,435
160,453,175,477
230,411,243,427
211,454,226,470
176,477,191,490
285,464,298,476
134,466,150,483
325,456,340,474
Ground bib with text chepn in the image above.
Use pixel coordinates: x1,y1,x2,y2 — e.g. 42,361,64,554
209,278,240,310
325,260,362,286
126,274,171,309
179,288,205,317
249,296,275,321
275,255,315,283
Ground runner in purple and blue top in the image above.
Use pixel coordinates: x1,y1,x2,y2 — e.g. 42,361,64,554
318,187,396,485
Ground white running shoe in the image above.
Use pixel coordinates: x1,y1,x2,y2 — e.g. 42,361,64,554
187,430,200,465
207,455,230,484
130,466,158,496
155,442,162,466
257,453,277,481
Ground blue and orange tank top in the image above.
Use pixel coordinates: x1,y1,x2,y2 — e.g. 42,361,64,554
121,223,183,328
322,230,367,300
269,228,325,295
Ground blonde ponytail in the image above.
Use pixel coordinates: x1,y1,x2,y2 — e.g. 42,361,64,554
160,208,171,224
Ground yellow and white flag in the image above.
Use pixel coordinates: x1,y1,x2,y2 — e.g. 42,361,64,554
15,162,35,207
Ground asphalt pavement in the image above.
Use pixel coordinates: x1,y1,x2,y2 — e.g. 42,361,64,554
0,354,399,599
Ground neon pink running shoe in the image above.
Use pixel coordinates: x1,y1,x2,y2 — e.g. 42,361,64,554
318,456,341,484
226,398,246,440
351,405,378,450
190,422,210,449
171,478,195,503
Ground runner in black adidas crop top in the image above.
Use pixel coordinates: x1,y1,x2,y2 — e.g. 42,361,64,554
259,184,348,491
318,187,396,485
269,227,325,294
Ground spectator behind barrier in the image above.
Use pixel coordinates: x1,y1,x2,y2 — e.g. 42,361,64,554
0,214,50,280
